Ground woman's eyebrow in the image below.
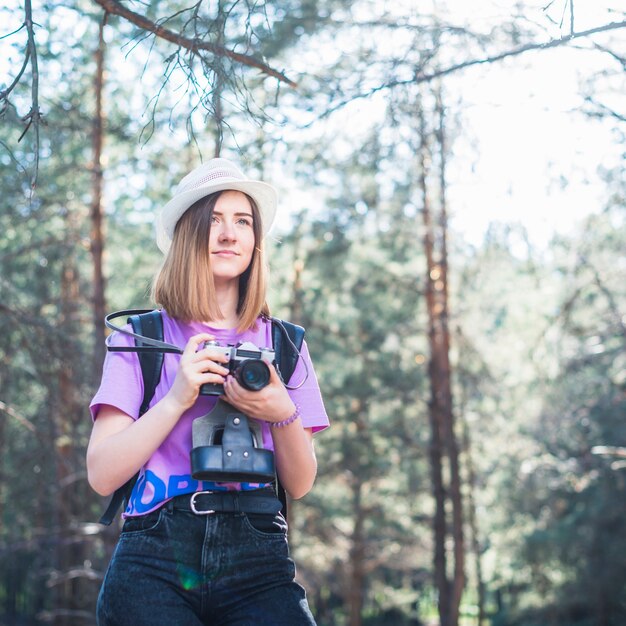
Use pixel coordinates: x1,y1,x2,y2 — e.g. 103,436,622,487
213,210,254,218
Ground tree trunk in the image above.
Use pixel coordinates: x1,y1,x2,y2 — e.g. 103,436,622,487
57,229,83,625
348,477,366,626
212,1,226,158
91,16,107,372
436,88,465,625
461,410,486,626
288,212,306,326
457,366,486,626
418,90,466,626
418,104,450,626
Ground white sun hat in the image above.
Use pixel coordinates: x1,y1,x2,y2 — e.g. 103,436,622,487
155,158,278,253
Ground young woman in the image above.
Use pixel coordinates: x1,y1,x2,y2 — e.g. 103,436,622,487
88,158,329,626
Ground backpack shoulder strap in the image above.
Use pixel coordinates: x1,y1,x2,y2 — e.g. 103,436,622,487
99,310,164,525
271,318,305,385
129,310,165,415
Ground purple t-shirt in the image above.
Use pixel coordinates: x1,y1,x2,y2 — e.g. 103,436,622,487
90,311,329,517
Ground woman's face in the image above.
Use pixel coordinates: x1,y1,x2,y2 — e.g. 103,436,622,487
208,190,256,285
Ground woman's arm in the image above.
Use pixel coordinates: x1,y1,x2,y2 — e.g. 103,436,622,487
87,332,227,496
269,424,317,499
87,399,185,496
223,366,318,499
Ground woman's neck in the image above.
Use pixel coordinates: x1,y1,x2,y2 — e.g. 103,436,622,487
207,281,240,328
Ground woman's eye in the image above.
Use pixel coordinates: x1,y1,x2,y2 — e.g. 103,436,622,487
237,218,252,226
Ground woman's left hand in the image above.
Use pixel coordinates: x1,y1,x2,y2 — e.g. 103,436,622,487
225,360,317,500
223,362,295,424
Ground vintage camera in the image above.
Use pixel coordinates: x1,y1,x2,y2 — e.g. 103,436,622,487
200,341,275,396
191,399,275,483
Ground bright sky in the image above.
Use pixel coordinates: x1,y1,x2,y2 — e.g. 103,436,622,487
439,0,624,248
446,45,621,249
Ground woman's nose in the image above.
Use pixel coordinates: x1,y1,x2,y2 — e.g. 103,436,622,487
218,221,236,241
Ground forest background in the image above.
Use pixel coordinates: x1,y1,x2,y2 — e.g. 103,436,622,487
1,0,625,625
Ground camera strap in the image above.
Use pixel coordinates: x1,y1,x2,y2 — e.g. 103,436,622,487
104,309,183,354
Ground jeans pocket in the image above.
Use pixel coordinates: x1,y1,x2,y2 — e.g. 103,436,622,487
243,512,288,537
121,509,163,535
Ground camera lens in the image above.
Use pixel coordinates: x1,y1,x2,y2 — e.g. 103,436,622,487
235,359,270,391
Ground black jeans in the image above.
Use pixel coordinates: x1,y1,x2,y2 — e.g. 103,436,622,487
97,501,316,625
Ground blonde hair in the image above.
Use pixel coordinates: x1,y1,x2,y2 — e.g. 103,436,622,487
152,191,270,331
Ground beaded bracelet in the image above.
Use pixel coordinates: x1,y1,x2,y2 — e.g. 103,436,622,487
271,404,301,428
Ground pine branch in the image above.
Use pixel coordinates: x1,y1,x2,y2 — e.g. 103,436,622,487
13,0,43,190
592,42,626,69
583,98,626,123
413,19,626,83
92,0,297,87
0,400,37,432
312,19,626,124
18,0,42,190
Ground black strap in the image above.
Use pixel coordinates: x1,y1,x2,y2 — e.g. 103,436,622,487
177,491,283,515
99,311,165,525
129,311,166,415
271,318,305,386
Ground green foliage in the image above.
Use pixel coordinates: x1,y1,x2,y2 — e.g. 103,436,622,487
456,206,626,626
496,206,626,625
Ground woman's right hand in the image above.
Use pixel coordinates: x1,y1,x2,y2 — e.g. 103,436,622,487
88,334,231,496
166,333,230,411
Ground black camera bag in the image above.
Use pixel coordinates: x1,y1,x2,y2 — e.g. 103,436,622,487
190,400,276,482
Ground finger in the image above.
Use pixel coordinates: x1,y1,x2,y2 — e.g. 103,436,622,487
194,358,230,377
268,364,282,384
201,346,230,363
184,333,215,355
198,370,227,386
177,364,226,391
223,374,238,396
223,375,249,404
184,354,227,375
186,353,230,372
